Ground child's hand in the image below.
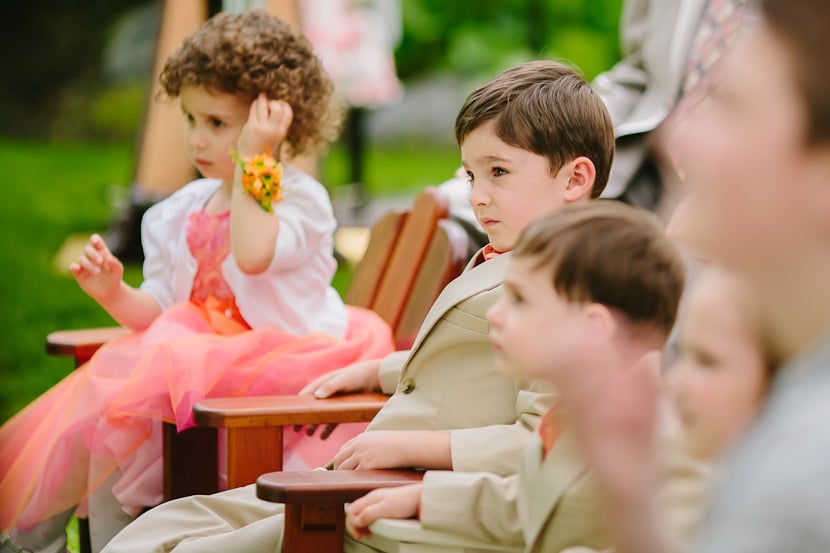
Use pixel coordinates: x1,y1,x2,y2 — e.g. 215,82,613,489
332,431,413,470
294,359,383,439
299,359,383,398
69,234,124,302
237,93,293,158
346,484,423,540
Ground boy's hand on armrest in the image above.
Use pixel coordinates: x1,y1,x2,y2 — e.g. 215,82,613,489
295,359,384,439
346,484,424,540
299,358,383,398
332,431,451,470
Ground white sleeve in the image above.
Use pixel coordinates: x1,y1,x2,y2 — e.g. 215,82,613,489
138,199,177,310
269,167,335,270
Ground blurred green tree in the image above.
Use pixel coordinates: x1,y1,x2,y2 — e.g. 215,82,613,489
0,0,623,139
0,0,149,138
396,0,623,81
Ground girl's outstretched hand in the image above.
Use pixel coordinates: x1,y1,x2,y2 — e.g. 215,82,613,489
69,233,124,302
237,93,293,158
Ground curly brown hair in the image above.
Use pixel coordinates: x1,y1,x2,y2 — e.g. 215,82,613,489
159,10,342,157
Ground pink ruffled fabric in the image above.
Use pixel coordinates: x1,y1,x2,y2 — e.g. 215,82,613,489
0,210,393,530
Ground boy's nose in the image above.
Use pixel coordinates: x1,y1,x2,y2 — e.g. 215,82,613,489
469,183,491,207
486,298,504,328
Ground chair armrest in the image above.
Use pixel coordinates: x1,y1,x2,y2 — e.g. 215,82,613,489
192,392,389,428
46,327,131,365
256,469,424,504
257,469,424,553
368,519,524,552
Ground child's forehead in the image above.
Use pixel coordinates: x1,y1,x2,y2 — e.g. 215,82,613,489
179,86,249,112
460,124,539,163
506,257,555,291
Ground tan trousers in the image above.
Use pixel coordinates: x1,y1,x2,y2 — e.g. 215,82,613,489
100,483,388,553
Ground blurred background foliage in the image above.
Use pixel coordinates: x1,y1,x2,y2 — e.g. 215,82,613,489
0,0,622,142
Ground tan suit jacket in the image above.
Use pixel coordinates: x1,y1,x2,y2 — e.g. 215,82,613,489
417,432,608,553
369,251,554,475
371,401,708,553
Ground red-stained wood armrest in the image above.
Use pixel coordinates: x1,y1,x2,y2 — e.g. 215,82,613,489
180,393,389,492
192,392,389,428
256,469,424,553
46,327,131,366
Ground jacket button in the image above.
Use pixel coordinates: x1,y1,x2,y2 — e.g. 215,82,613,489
401,378,416,394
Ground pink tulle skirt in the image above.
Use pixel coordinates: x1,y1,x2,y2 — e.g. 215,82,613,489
0,303,393,531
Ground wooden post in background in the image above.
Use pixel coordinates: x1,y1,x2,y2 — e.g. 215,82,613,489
132,0,206,201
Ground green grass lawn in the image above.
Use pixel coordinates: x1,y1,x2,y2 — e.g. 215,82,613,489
0,137,460,422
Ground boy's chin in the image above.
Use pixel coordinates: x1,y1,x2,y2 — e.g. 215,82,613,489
493,353,528,378
492,354,512,376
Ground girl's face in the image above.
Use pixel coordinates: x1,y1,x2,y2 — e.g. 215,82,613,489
666,271,767,460
180,86,250,183
461,121,589,252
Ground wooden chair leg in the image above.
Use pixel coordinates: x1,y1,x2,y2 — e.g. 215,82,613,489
226,426,285,489
284,502,345,553
163,423,219,500
78,517,92,553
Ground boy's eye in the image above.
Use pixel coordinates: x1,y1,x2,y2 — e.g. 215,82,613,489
184,113,195,127
465,170,474,183
507,288,524,305
492,167,507,177
689,348,719,369
210,117,225,129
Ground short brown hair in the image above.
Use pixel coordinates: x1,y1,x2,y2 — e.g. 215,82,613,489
514,201,685,338
454,60,615,198
159,10,341,157
761,0,830,146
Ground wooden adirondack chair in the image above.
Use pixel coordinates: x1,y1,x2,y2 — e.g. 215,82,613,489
165,187,471,496
45,188,468,550
256,469,523,553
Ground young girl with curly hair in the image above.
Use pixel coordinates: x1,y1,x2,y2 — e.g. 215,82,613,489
0,11,392,552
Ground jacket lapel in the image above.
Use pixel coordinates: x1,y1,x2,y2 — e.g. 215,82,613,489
522,431,589,549
403,249,511,362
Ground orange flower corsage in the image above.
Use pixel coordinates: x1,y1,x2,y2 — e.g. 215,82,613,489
230,148,284,212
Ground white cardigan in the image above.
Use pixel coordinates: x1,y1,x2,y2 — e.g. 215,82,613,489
139,165,347,338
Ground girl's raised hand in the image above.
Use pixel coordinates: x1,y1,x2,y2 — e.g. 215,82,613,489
69,234,124,302
237,93,293,158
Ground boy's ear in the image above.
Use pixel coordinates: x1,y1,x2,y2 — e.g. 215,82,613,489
583,302,616,337
563,156,597,202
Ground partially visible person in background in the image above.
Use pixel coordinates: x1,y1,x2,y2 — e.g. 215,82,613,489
301,0,403,200
595,0,748,212
555,0,830,551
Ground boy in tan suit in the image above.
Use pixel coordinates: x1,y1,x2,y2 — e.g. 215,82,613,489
100,60,615,553
347,202,689,553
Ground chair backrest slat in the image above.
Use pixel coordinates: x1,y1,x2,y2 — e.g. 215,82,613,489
371,189,449,332
345,188,467,350
394,219,469,349
344,210,407,309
